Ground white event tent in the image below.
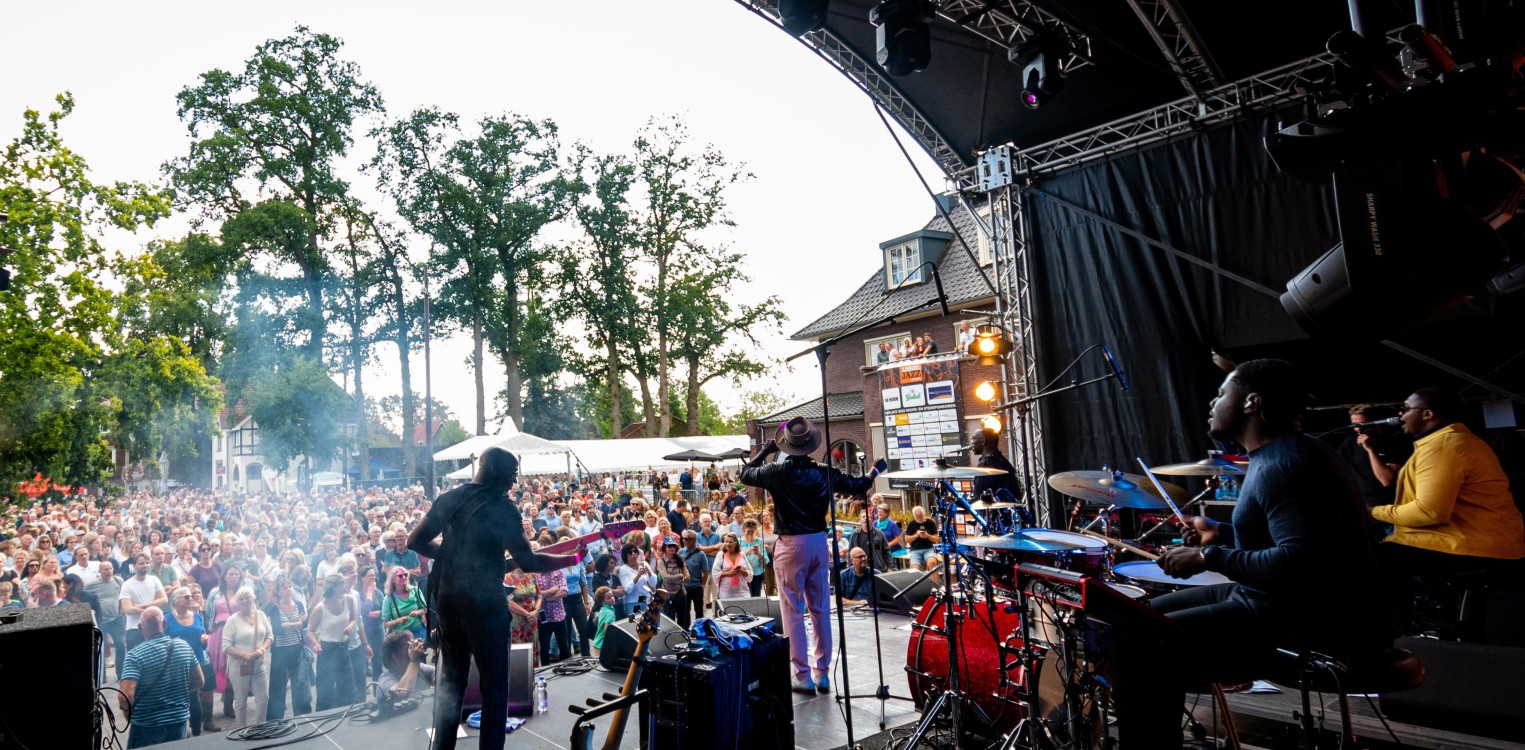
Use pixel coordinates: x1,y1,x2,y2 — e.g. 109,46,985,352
435,419,749,478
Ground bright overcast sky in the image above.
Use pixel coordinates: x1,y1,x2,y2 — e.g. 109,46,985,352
3,0,947,433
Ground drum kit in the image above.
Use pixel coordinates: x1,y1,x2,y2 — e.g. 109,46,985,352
883,454,1246,750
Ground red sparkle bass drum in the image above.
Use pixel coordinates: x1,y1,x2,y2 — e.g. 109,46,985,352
905,595,1063,735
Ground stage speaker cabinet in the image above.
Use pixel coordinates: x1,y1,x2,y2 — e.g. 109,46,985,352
874,569,935,616
639,631,793,750
0,604,99,750
463,641,536,717
598,612,681,672
718,595,781,620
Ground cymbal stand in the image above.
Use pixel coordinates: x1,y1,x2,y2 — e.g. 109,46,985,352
998,571,1061,750
1074,503,1117,536
902,483,993,750
1134,484,1215,544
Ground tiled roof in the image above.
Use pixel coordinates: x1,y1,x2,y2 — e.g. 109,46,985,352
791,205,994,341
757,392,865,423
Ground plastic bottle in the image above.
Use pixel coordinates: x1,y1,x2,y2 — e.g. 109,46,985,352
534,676,549,715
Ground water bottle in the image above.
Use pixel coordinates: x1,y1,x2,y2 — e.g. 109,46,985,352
534,676,549,715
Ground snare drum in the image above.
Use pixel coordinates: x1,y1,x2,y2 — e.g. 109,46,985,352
1013,529,1110,576
1112,560,1231,595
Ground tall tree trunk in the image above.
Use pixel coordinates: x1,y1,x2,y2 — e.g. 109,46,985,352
354,347,369,482
392,272,416,480
658,327,671,437
632,340,657,436
503,348,523,428
472,311,486,435
606,337,622,439
686,354,701,436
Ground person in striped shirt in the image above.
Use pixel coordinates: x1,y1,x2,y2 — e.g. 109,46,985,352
119,607,203,748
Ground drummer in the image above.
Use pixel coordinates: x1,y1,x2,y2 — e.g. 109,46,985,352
1112,359,1393,748
970,427,1021,503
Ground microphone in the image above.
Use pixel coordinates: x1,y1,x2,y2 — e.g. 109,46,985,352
931,266,950,316
1101,345,1129,391
1345,416,1403,429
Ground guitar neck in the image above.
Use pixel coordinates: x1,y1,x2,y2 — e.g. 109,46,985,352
599,633,654,750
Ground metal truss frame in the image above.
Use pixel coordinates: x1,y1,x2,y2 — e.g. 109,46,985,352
1001,52,1335,178
1123,0,1224,99
936,0,1093,73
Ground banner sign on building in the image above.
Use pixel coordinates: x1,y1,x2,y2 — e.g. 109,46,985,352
878,357,967,486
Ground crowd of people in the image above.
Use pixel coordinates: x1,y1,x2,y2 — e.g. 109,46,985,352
0,470,788,747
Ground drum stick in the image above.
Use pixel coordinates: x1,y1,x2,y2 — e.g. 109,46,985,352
1077,529,1160,560
1136,457,1191,526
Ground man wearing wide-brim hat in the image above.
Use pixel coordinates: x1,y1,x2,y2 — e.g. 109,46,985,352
741,416,885,695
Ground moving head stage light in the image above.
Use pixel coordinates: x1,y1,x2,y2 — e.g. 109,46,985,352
1266,11,1525,339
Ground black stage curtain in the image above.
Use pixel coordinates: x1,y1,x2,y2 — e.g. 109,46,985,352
1022,112,1339,518
1022,111,1525,523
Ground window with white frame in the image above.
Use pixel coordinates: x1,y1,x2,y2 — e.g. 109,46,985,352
885,240,923,287
865,331,912,366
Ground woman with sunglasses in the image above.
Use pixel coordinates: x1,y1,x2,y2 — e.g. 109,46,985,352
166,585,217,734
382,565,427,642
712,533,753,600
189,542,222,604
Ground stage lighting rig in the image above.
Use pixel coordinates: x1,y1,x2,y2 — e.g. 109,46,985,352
981,415,1004,434
1265,11,1525,339
870,0,933,78
779,0,829,37
967,323,1013,365
974,380,998,402
1009,30,1069,109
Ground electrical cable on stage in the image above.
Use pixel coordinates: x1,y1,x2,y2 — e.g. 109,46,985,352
94,685,129,750
539,655,600,680
225,689,374,749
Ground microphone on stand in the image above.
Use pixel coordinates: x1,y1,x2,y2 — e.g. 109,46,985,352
1101,345,1129,391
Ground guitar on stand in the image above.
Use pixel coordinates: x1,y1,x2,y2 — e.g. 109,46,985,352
568,590,668,750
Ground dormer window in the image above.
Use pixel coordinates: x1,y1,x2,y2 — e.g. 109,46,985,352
886,240,923,287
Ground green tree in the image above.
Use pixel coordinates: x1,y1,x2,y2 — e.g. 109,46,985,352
668,263,785,437
557,145,644,438
0,94,220,493
166,25,384,360
629,115,751,436
247,355,350,479
724,389,790,433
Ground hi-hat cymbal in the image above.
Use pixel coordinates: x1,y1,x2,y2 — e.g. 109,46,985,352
881,464,1010,479
1149,457,1247,477
1047,470,1187,510
968,499,1018,511
961,530,1097,552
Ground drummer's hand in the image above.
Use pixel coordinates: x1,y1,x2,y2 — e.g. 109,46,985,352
1157,546,1208,578
1179,516,1219,547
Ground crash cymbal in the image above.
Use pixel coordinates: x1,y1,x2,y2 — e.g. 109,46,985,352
882,464,1010,479
961,530,1099,552
1149,457,1247,477
1047,470,1187,510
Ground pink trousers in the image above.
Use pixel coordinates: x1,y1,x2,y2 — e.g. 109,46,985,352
772,533,833,680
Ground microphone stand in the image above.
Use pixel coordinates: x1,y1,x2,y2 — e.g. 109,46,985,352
785,291,944,750
990,372,1118,527
832,532,918,730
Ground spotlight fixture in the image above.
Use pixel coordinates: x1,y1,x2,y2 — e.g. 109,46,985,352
870,0,933,78
981,415,1004,434
1009,30,1068,109
779,0,829,37
966,323,1013,366
974,380,998,402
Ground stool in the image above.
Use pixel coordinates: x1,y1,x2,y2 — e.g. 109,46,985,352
1418,568,1489,641
1273,647,1425,749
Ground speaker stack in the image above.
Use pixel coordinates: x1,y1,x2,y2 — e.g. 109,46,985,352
597,613,682,672
463,641,536,717
0,604,99,750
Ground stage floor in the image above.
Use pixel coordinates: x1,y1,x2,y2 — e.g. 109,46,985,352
155,606,923,750
145,607,1525,750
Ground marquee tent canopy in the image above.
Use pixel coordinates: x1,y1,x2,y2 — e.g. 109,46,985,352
516,435,750,476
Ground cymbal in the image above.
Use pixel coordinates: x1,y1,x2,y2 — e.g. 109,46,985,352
1047,470,1187,510
969,499,1018,511
961,530,1099,553
882,464,1010,479
1149,457,1247,477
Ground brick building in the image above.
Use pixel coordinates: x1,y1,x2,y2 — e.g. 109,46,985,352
748,199,1012,506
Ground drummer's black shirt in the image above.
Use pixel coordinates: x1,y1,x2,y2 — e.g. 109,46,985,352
1204,433,1389,626
974,452,1021,499
740,456,876,535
